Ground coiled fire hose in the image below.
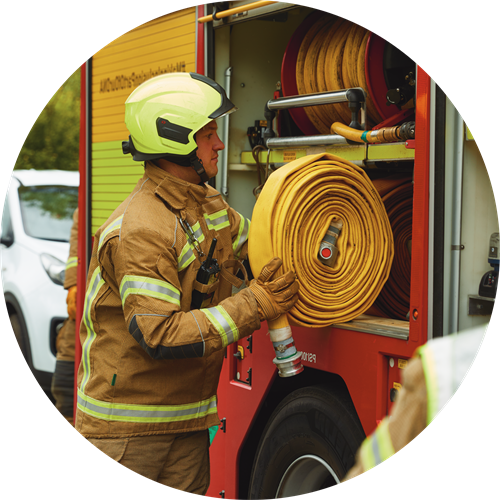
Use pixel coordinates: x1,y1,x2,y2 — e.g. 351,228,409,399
248,153,394,376
296,15,382,134
370,176,413,320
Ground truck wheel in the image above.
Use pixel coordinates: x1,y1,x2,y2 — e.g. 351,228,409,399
248,385,365,498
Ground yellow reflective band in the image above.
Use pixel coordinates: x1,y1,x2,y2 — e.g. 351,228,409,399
204,209,230,231
178,242,196,271
232,212,250,258
188,221,205,242
119,275,181,307
418,344,439,425
98,215,123,251
65,256,78,270
360,418,395,472
201,305,239,347
178,221,205,271
81,267,106,394
77,389,217,423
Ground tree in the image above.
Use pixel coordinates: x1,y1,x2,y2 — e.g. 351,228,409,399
15,68,80,171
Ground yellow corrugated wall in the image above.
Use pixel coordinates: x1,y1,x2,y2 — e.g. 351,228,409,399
91,8,197,234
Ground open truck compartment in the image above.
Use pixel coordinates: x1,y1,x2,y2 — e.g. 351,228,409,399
213,3,417,337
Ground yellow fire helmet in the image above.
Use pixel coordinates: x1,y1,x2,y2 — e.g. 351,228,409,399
122,72,236,182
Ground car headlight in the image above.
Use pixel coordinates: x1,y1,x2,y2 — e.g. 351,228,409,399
40,253,66,286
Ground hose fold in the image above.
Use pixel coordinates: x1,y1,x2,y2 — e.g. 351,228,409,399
249,153,394,328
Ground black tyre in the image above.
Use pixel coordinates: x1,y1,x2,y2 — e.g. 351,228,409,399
248,385,365,498
9,313,33,370
9,308,55,402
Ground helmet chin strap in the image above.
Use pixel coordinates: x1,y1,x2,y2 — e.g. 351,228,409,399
189,152,209,183
124,136,209,183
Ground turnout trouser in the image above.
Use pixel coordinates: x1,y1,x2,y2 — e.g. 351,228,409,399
88,430,210,494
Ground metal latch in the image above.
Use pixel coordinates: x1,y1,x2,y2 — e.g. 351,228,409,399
233,345,244,360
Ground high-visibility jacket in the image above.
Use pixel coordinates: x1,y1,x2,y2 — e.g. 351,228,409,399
75,162,259,438
344,326,485,479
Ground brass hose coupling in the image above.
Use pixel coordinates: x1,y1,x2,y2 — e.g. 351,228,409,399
318,219,343,267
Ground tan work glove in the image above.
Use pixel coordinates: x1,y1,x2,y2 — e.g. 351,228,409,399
66,286,77,320
248,257,299,322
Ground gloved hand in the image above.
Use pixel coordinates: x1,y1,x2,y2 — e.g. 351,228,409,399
248,257,299,322
67,286,77,320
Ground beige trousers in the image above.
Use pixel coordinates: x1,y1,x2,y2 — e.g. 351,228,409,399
88,431,210,494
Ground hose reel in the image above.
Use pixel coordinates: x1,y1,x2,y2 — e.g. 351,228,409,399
281,11,416,135
247,11,417,378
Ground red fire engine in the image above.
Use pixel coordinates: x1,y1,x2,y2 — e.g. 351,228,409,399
74,3,496,498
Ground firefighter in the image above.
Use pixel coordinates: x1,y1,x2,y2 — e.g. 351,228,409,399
51,207,78,424
343,325,485,480
74,72,299,494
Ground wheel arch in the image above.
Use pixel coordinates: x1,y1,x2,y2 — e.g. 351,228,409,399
4,291,54,398
4,291,34,367
5,290,23,316
237,366,365,498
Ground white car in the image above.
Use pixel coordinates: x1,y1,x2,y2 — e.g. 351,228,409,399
1,169,79,398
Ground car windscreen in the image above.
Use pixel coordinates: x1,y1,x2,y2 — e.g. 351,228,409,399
18,185,78,242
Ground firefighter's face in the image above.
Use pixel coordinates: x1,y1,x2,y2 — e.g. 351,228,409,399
195,121,225,179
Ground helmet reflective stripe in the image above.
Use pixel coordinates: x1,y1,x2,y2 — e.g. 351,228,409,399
201,305,239,347
77,389,217,423
81,267,106,393
119,275,181,307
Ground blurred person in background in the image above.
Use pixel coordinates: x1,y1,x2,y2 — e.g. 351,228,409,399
343,325,485,480
51,208,78,424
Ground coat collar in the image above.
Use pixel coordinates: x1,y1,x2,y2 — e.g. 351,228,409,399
144,161,208,210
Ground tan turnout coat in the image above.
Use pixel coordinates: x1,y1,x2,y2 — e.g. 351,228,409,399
75,162,259,438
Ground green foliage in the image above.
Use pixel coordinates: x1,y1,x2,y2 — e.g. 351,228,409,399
15,68,80,171
19,186,78,220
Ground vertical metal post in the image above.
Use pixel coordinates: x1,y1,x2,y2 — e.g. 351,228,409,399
220,66,232,197
74,60,90,421
449,110,465,334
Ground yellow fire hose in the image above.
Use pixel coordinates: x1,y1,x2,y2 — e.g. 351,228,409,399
296,16,382,134
248,153,394,375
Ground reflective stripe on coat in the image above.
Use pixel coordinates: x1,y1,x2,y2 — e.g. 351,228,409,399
354,326,485,476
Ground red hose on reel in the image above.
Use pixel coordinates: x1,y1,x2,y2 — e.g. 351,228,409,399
281,12,414,134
